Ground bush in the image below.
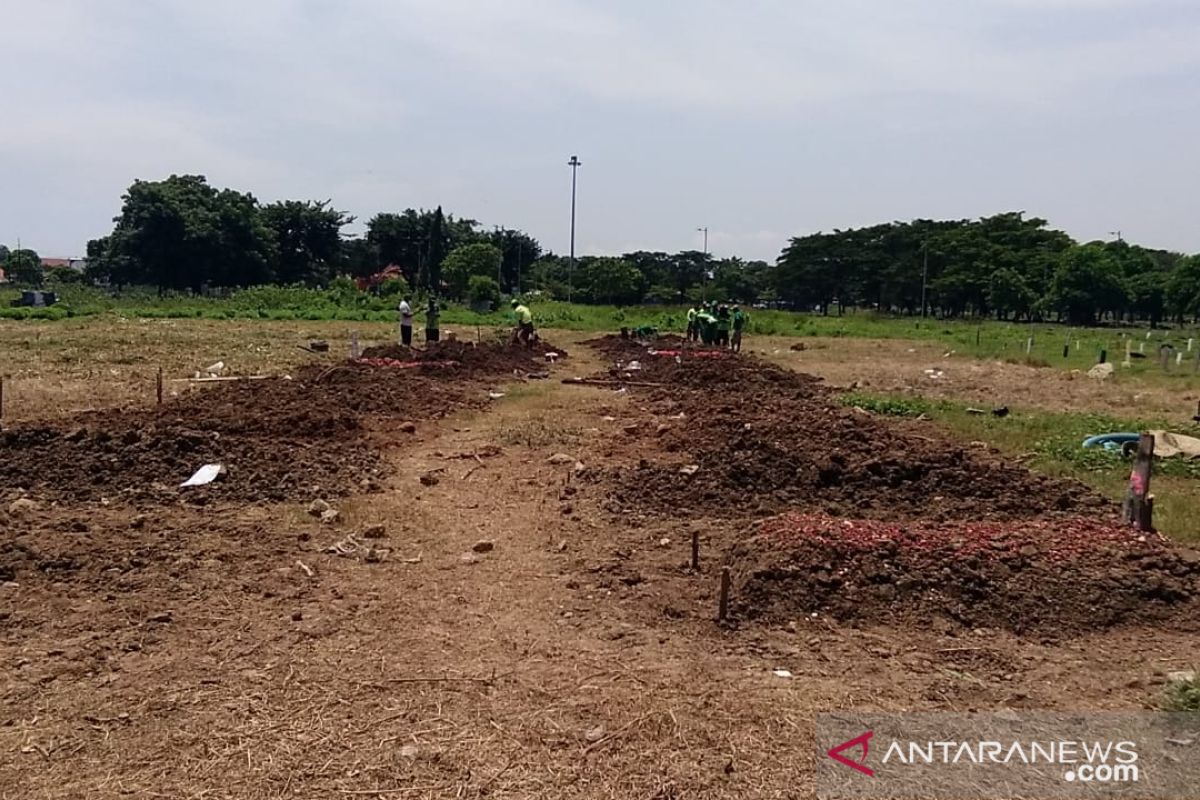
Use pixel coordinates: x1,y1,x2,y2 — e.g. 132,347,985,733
467,275,501,311
377,276,410,299
1165,675,1200,711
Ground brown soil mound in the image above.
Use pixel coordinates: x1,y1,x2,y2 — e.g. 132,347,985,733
0,342,560,505
361,339,567,374
587,333,688,358
594,347,1105,521
728,513,1200,632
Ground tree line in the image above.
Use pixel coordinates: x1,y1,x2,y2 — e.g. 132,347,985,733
5,175,1199,324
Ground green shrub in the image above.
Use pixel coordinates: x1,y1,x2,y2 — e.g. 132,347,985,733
1165,674,1200,711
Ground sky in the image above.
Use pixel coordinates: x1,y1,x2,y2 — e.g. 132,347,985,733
2,0,1199,262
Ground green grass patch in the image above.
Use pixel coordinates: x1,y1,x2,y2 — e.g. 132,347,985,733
839,392,936,418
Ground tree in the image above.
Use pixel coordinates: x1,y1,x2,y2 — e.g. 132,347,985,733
0,245,9,265
47,266,84,285
261,200,351,286
5,248,43,286
425,206,449,295
1045,244,1126,325
99,175,274,291
338,236,375,279
577,257,645,305
467,275,501,310
712,257,767,303
1167,255,1200,322
526,255,569,298
367,207,481,291
441,242,502,300
366,210,427,284
488,228,542,292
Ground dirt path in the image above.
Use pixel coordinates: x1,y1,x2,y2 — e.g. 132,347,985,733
2,345,1198,798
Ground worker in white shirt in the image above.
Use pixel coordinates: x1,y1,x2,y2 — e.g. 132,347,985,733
398,296,414,346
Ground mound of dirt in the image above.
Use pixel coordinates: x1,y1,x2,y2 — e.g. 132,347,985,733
0,342,563,505
587,333,688,358
360,339,567,375
593,346,1105,521
728,513,1200,632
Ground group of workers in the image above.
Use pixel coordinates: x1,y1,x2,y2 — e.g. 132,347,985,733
397,296,442,346
687,301,748,352
399,296,748,352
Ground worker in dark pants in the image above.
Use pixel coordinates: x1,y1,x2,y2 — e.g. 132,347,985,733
731,305,748,352
511,299,535,347
425,297,441,343
398,297,414,346
715,304,731,348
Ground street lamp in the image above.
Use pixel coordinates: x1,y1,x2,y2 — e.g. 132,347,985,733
568,155,582,302
697,227,708,256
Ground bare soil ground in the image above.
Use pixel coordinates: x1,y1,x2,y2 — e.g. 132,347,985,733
2,324,1198,799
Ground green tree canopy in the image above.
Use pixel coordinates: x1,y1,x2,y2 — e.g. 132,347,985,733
577,257,645,305
5,248,43,287
467,274,501,310
441,242,502,300
1046,243,1127,325
261,200,351,286
94,175,275,291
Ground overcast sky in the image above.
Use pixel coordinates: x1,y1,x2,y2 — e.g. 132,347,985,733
3,0,1198,261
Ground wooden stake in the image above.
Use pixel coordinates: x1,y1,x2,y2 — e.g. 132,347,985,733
717,567,731,622
1138,495,1155,533
691,530,700,571
0,376,4,431
1122,433,1155,530
156,367,164,406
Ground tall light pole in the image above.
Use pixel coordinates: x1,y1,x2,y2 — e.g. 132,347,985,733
1109,230,1123,243
697,227,708,256
568,155,581,302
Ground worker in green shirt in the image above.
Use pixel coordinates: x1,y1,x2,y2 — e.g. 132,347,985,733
696,309,717,346
731,305,749,352
715,304,732,348
510,299,535,347
686,304,699,342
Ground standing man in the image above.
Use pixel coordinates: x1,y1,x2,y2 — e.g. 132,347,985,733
686,303,698,342
716,304,731,349
425,297,441,343
731,305,749,352
398,296,414,346
511,299,535,347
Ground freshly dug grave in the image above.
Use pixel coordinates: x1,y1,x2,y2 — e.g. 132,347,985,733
593,344,1106,521
728,513,1200,632
0,342,561,504
361,338,566,375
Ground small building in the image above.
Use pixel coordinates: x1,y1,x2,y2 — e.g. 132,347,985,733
41,258,89,272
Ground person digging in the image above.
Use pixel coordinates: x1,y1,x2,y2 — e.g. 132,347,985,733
510,299,535,348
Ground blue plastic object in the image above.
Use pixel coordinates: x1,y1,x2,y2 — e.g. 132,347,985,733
1082,433,1141,452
